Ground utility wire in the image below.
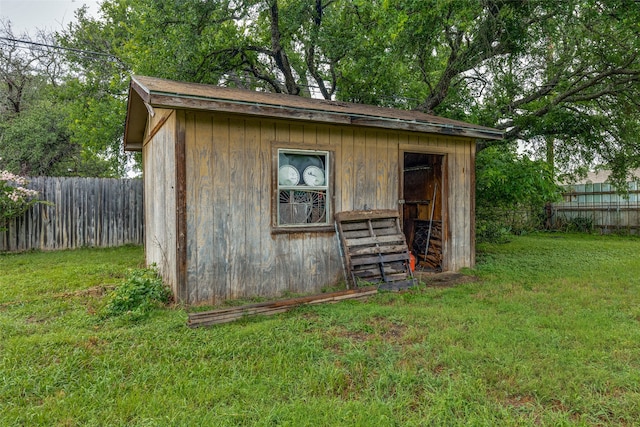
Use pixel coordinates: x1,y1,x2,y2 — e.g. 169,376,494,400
0,36,118,60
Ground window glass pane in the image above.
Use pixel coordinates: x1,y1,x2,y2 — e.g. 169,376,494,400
278,152,327,187
278,190,327,225
277,149,329,226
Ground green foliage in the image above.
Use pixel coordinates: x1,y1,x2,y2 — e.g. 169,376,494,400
554,215,595,233
100,267,172,321
475,220,512,244
0,97,120,177
0,171,40,231
0,22,126,178
477,146,561,211
475,146,562,240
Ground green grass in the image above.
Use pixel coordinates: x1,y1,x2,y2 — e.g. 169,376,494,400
2,234,640,426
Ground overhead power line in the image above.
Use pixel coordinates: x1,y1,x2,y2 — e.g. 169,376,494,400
0,36,118,60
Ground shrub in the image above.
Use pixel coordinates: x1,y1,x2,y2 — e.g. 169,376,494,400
101,267,172,321
475,146,562,241
553,214,595,233
0,171,40,231
568,216,594,233
476,219,512,243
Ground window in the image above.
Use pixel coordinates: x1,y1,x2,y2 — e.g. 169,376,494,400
277,149,330,227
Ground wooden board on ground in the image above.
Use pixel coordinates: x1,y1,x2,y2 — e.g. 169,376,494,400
187,286,378,327
335,209,416,290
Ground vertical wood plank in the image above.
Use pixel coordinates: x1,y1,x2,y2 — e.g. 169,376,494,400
353,128,367,210
153,117,167,274
185,111,199,303
158,116,170,276
194,111,216,304
364,130,377,209
456,139,467,270
212,114,231,302
329,127,342,214
387,132,399,210
258,120,276,296
375,131,388,210
340,128,354,212
450,138,462,270
228,116,246,299
242,118,263,297
274,121,291,295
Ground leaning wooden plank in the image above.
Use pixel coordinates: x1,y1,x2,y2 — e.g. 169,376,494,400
344,234,405,247
340,222,373,232
349,244,408,256
187,286,378,327
339,218,397,232
351,252,410,266
342,229,378,238
335,209,399,222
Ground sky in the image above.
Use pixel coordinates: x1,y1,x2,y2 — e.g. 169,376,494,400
0,0,101,35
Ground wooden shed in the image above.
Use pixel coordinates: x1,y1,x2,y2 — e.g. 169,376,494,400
123,75,502,304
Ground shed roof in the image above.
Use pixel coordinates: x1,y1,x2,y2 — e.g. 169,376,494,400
124,75,503,151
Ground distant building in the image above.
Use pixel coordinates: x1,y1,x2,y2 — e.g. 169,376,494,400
567,169,640,185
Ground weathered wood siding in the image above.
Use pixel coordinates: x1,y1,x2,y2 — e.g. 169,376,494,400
143,109,178,294
184,113,352,303
176,112,474,304
0,177,143,252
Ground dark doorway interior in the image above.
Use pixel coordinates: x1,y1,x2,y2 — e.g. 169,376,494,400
402,152,444,272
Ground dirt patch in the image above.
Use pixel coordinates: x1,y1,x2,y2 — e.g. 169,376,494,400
503,394,537,408
79,336,108,355
414,271,478,288
56,285,116,299
326,316,408,348
25,315,49,324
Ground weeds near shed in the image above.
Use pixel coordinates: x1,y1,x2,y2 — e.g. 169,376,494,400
100,266,171,321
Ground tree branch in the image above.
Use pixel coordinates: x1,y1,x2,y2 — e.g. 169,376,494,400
305,0,331,99
268,0,300,95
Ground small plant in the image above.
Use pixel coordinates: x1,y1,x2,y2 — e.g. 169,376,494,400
568,216,594,233
100,266,172,320
0,170,40,231
476,219,512,243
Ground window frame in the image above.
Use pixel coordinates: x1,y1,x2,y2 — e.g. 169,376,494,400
272,146,335,233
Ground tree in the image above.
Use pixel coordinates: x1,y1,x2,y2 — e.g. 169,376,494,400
0,20,127,177
476,146,559,211
56,0,640,184
379,0,640,184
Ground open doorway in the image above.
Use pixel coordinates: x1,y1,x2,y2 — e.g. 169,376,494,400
402,152,445,272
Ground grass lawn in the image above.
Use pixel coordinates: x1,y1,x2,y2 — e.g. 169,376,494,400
1,234,640,426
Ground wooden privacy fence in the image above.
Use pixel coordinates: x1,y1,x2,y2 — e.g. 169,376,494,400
551,182,640,234
1,177,143,252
